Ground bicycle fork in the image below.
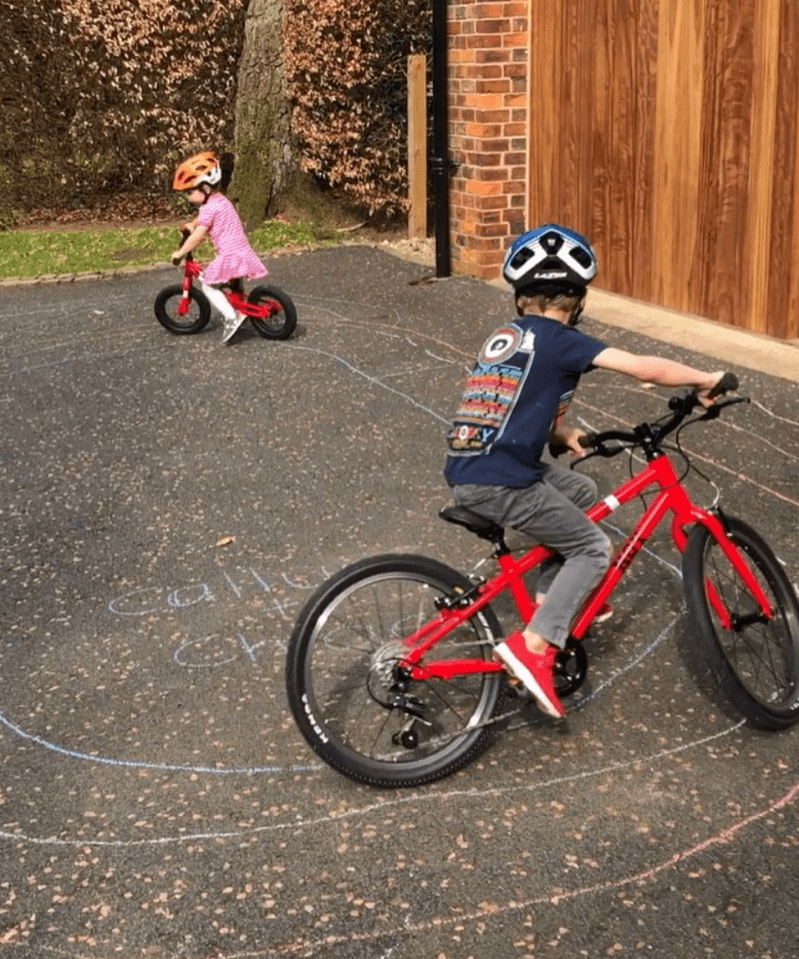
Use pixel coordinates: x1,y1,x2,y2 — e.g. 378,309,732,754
178,258,202,316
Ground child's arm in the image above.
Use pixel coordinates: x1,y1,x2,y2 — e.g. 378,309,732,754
171,224,208,263
593,348,724,403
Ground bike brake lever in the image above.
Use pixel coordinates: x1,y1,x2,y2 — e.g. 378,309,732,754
568,449,601,469
548,439,605,467
567,443,631,469
692,395,750,422
550,438,612,462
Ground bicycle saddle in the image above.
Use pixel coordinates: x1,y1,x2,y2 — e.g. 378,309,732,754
439,506,505,543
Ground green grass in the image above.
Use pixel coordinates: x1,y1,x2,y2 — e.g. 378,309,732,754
0,220,336,280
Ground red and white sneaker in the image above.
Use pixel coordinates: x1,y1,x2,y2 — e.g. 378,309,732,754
493,632,566,718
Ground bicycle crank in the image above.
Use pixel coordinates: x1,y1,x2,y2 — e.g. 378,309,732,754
554,638,588,696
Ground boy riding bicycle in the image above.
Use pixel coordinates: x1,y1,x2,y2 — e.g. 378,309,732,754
445,224,725,719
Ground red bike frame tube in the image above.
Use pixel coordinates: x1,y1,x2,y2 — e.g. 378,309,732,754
406,453,774,682
179,254,277,320
575,454,773,635
400,542,552,660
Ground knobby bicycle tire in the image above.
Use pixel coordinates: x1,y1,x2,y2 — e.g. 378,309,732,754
248,285,297,340
285,554,508,788
682,515,799,730
153,285,211,334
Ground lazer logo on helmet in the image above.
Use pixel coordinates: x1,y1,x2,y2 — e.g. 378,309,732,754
534,271,568,279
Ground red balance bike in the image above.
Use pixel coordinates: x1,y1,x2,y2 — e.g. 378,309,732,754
286,375,799,788
154,230,297,340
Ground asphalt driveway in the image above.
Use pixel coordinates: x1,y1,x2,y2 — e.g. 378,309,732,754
1,245,798,958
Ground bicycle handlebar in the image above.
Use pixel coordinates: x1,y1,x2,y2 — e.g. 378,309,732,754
573,371,745,458
706,370,739,399
172,228,194,266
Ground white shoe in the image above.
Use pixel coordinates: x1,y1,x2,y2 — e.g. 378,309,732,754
222,312,246,343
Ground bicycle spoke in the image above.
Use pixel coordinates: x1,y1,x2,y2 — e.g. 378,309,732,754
287,557,506,785
684,516,799,728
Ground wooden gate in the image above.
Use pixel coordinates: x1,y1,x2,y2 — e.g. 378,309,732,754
527,0,799,340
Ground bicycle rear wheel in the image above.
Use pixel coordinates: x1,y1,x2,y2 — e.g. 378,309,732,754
153,284,211,334
285,554,507,788
682,515,799,729
248,285,297,340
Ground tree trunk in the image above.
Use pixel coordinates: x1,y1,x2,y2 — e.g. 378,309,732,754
232,0,292,226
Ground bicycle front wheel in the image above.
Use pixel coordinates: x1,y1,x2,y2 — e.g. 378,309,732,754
683,515,799,729
285,554,507,788
248,285,297,340
154,284,211,334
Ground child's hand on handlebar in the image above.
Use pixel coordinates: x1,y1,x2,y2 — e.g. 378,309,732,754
550,426,591,456
171,223,207,267
697,371,737,407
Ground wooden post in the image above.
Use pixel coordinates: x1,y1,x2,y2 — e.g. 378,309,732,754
407,53,427,239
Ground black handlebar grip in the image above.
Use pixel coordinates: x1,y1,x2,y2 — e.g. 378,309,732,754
549,432,597,457
708,372,739,397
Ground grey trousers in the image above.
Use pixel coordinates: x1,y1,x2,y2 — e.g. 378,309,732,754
452,465,611,649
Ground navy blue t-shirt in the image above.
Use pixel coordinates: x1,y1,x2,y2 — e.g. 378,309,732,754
445,314,606,487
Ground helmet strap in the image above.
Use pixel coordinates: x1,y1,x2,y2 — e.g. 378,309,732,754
568,300,584,326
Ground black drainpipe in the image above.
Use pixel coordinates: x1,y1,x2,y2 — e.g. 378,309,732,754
431,0,451,278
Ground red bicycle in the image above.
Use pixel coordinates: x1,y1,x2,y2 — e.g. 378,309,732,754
286,374,799,787
154,230,297,340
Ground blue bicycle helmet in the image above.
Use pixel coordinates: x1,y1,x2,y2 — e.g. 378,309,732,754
503,224,597,295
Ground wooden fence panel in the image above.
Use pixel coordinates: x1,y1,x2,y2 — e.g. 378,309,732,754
694,0,754,330
527,0,799,340
773,0,799,340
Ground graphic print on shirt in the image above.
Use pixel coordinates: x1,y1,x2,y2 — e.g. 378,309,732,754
551,389,576,435
446,325,536,454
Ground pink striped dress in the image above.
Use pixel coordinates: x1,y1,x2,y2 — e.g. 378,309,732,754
197,193,268,284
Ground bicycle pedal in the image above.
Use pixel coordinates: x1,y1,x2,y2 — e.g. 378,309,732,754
507,678,532,701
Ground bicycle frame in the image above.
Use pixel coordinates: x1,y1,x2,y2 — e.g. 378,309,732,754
400,451,775,682
178,257,278,320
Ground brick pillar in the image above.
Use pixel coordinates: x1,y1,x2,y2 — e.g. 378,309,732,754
448,2,529,280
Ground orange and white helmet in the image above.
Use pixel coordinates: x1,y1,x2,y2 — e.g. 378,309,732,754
172,152,222,191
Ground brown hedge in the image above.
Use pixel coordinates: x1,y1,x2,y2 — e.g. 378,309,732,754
283,0,430,217
3,0,430,223
2,0,246,218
